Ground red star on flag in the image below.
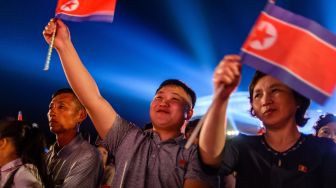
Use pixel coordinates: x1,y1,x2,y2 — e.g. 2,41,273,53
64,2,77,10
250,25,274,46
55,0,117,22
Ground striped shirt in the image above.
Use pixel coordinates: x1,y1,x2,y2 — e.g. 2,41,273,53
104,115,214,188
46,134,103,188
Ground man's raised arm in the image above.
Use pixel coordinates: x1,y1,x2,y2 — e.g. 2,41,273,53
43,19,116,138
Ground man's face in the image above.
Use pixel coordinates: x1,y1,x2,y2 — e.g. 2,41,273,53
150,85,193,132
47,93,83,135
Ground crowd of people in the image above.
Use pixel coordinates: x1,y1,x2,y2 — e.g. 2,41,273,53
0,19,335,188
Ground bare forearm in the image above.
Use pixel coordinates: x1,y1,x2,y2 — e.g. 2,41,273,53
199,98,228,167
57,42,98,105
56,41,116,137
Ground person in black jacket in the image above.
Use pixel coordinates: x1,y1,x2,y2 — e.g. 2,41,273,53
201,55,336,188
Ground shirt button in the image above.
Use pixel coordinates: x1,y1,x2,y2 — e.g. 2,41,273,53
152,155,156,158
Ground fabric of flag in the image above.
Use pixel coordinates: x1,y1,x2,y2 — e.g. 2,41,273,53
55,0,116,22
241,3,336,104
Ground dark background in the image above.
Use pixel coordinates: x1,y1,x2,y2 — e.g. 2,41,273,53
0,0,335,145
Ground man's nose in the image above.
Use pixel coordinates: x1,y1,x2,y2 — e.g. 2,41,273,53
48,107,56,117
159,98,169,106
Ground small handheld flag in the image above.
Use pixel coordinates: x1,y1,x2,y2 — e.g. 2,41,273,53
55,0,117,22
44,0,117,71
241,3,336,104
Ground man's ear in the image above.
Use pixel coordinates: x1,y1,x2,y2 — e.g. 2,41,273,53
185,108,193,121
77,109,87,124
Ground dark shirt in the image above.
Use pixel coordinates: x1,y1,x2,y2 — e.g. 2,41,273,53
46,134,103,188
103,115,213,188
220,134,336,188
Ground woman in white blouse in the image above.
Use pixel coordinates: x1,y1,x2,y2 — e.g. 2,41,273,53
0,119,53,188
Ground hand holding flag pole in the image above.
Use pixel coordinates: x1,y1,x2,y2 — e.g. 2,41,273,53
43,24,57,71
43,0,117,71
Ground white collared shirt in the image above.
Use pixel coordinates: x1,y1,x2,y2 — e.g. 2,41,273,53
0,158,42,188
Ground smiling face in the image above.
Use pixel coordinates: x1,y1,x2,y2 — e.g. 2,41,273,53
251,76,298,129
47,93,86,135
150,85,193,132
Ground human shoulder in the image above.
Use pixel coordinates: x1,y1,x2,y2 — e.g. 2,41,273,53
14,164,43,188
222,134,262,161
304,134,333,144
77,138,101,159
228,133,261,146
304,134,336,153
103,114,147,153
104,114,140,140
220,134,262,176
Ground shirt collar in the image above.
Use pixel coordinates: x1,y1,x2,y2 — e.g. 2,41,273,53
0,158,22,173
147,130,185,144
261,133,306,155
52,134,83,158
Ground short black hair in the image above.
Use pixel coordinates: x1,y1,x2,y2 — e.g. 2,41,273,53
248,71,310,127
313,113,336,135
52,88,75,99
156,79,196,108
52,88,84,109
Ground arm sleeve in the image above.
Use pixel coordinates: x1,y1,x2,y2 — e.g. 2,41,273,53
103,115,137,156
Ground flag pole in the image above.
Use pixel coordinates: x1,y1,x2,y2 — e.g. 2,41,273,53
43,24,57,71
185,85,225,149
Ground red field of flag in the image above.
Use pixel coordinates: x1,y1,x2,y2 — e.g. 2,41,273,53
55,0,117,22
241,3,336,104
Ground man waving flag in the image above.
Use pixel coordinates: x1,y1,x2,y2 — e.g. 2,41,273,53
55,0,117,22
241,2,336,104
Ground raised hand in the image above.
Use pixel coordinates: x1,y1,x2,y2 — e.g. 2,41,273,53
42,19,70,51
213,55,242,100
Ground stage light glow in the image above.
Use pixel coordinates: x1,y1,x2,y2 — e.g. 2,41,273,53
81,17,215,101
321,1,336,33
163,0,216,73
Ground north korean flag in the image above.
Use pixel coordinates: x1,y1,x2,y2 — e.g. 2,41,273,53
241,3,336,104
55,0,117,22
